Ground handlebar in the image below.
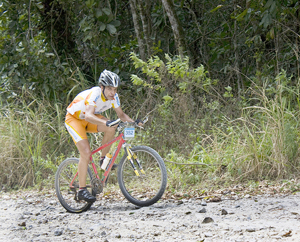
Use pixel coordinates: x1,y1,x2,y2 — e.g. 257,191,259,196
115,117,148,132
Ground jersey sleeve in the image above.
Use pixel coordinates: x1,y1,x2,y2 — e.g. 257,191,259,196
112,93,120,109
84,87,101,107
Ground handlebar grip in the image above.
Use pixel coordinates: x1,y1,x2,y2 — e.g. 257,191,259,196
142,117,148,124
106,118,121,127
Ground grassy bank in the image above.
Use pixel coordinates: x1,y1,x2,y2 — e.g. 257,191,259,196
0,90,72,189
1,72,300,194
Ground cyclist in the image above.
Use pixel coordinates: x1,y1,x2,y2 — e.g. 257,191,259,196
65,70,140,202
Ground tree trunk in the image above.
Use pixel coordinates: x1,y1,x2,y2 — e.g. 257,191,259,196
233,2,243,96
161,0,186,58
136,0,152,57
129,0,146,61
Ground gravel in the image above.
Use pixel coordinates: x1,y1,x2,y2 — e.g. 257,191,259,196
1,189,300,241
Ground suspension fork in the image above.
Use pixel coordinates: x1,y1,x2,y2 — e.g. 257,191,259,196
123,144,145,176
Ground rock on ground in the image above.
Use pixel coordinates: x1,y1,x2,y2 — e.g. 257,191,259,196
1,189,300,241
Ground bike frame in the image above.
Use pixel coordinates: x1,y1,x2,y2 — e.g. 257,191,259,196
90,132,127,183
69,132,127,189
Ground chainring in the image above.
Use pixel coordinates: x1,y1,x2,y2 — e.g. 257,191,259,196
91,178,103,194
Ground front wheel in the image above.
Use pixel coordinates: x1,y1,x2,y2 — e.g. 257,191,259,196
55,158,95,213
117,146,167,207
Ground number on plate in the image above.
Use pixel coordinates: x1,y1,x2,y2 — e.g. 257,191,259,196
124,127,135,139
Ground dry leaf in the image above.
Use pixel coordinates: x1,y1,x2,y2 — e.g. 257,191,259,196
282,230,292,237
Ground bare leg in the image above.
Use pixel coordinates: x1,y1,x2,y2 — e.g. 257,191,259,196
97,117,117,156
75,117,117,188
101,127,117,155
76,139,92,188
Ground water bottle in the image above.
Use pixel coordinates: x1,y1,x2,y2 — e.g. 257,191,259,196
101,153,112,170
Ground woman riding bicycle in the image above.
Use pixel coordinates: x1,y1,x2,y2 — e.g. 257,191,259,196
65,70,141,203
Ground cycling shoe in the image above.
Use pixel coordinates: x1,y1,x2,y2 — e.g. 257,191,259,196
77,189,96,203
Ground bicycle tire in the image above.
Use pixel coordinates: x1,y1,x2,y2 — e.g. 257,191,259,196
55,158,95,213
117,146,167,207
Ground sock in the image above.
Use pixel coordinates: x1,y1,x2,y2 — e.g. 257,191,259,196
79,187,86,191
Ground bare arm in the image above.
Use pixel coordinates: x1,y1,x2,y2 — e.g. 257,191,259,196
84,105,107,125
114,107,134,122
85,105,136,126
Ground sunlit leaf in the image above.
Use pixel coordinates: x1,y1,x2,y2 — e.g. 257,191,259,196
110,20,121,27
35,2,44,10
103,7,111,16
95,9,103,18
99,22,106,31
83,33,93,42
79,17,86,27
106,24,116,34
260,12,272,28
236,9,248,21
45,53,55,57
163,95,173,102
210,5,223,13
85,0,95,8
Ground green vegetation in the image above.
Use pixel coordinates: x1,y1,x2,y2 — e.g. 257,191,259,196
130,55,300,191
0,90,71,189
1,0,300,192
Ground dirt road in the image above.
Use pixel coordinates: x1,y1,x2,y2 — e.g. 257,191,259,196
1,188,300,242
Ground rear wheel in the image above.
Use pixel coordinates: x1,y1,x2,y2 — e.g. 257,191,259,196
117,146,167,207
55,158,95,213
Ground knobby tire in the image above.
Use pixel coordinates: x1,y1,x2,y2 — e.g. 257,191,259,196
117,146,167,207
55,158,95,213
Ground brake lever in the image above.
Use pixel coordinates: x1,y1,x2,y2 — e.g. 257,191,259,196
142,116,148,124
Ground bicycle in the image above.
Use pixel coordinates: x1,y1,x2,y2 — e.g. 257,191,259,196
55,117,167,213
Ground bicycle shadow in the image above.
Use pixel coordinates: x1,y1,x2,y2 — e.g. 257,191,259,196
90,200,178,212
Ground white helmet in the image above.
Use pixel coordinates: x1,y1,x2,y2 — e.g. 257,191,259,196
98,69,120,87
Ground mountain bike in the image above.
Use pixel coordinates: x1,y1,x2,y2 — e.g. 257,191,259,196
55,117,167,213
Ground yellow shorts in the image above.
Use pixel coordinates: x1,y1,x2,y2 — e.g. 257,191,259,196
65,112,104,144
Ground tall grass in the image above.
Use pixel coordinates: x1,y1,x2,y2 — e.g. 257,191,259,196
1,69,300,191
223,74,300,180
165,73,300,189
0,89,72,189
129,54,300,189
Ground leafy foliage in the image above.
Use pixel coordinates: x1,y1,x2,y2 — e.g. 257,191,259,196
130,52,221,155
0,0,76,102
1,0,300,190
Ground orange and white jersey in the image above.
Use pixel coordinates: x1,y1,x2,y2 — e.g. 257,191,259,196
67,86,120,119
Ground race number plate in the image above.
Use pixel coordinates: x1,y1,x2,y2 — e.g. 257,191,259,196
124,127,135,139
